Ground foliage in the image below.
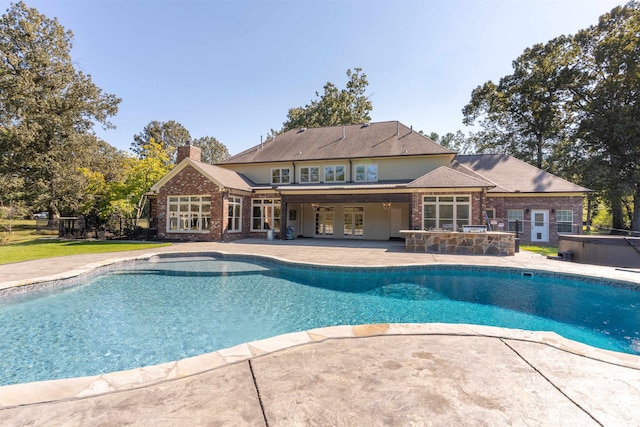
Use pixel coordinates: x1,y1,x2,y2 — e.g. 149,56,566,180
462,1,639,232
83,139,172,226
131,120,191,164
572,1,640,231
0,1,120,219
282,68,372,131
192,136,230,164
421,130,473,153
462,35,579,171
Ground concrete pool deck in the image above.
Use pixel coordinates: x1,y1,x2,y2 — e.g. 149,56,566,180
1,239,640,425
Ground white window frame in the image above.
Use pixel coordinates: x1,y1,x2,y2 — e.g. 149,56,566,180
556,210,573,234
324,165,346,183
167,195,211,233
422,195,471,231
354,164,378,182
300,166,320,183
270,168,291,185
227,196,242,233
507,209,524,232
343,206,365,238
251,198,281,232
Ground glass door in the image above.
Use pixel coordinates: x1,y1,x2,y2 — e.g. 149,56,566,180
315,207,334,237
344,207,364,238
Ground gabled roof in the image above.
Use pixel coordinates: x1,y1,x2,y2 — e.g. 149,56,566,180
150,159,254,193
407,166,495,189
452,154,591,193
221,121,454,165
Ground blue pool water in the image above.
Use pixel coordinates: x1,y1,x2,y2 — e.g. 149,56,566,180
1,255,639,386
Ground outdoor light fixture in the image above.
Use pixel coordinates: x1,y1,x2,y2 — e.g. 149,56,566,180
311,203,319,210
383,202,392,211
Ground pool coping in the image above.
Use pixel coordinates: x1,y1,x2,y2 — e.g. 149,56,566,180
2,247,640,409
2,323,640,409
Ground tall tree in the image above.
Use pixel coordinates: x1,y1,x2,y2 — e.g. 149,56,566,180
421,130,474,154
462,36,579,172
0,1,120,218
282,68,372,131
192,136,229,164
131,120,191,163
573,1,640,231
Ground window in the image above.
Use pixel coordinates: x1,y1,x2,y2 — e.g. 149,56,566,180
251,199,281,232
422,196,471,230
167,196,211,233
300,166,320,183
556,210,573,234
227,196,242,232
507,210,524,232
271,168,290,185
484,209,495,221
324,165,346,183
354,164,377,182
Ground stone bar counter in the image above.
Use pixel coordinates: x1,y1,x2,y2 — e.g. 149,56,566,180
399,230,515,256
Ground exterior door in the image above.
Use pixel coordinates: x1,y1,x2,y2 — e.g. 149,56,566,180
344,207,364,238
315,207,334,237
530,210,549,242
390,208,402,238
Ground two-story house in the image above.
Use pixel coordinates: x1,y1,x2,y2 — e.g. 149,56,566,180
149,121,589,245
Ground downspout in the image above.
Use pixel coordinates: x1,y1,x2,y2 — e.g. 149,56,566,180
349,159,353,183
292,162,296,183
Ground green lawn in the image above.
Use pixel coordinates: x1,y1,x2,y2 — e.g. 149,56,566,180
520,244,558,257
0,220,170,265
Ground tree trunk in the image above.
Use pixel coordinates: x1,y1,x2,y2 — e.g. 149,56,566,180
610,193,626,231
632,188,640,234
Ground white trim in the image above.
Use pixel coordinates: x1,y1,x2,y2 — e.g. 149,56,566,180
422,195,471,231
227,196,242,233
166,195,212,234
270,168,291,185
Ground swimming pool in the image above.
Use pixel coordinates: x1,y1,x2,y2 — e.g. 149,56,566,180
1,254,639,386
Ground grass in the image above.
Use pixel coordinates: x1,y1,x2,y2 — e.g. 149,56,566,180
520,244,558,257
0,220,171,265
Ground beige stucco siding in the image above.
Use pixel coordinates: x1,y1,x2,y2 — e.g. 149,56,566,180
288,202,409,240
221,155,451,184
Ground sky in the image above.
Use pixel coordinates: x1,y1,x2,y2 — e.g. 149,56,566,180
15,0,626,156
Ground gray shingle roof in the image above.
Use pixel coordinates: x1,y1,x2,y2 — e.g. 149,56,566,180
453,154,591,193
151,159,255,192
408,166,495,188
193,160,255,191
222,121,454,164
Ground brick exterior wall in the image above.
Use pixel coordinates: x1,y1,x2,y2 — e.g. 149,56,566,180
152,163,584,245
485,195,583,245
156,165,223,241
410,192,582,245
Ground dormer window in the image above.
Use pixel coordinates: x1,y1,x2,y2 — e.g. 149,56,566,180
300,166,320,183
354,164,377,182
271,168,291,185
324,165,346,183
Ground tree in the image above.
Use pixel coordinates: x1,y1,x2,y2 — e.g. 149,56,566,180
572,1,640,231
421,130,474,154
462,36,579,172
192,136,230,164
0,1,120,218
282,68,372,131
132,120,191,163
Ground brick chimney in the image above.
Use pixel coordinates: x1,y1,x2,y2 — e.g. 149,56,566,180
176,145,201,163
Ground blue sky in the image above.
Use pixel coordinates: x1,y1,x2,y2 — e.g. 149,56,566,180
20,0,625,155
